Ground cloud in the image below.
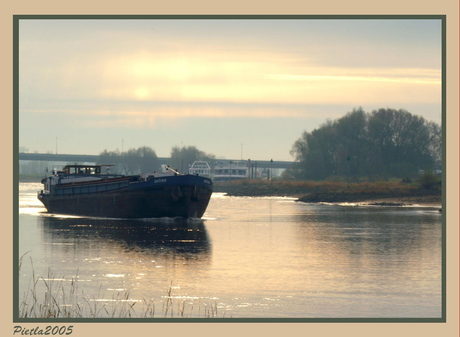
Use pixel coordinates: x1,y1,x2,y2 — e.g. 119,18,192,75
19,19,442,128
264,68,441,85
72,101,312,129
90,48,441,108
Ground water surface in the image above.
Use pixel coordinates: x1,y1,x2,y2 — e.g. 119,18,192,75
18,183,442,319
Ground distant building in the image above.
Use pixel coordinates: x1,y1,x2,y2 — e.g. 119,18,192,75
189,160,276,181
188,161,212,177
213,161,248,181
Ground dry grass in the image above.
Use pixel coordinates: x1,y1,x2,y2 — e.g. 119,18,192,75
214,179,423,197
19,255,224,319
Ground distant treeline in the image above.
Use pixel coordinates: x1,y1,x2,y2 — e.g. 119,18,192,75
98,146,160,175
97,145,215,175
287,107,441,181
21,107,442,181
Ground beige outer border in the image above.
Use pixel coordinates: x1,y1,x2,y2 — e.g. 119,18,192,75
1,1,458,336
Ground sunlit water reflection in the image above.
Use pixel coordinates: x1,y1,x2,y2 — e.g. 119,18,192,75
18,183,442,319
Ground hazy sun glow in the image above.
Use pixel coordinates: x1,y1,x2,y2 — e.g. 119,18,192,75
18,19,442,159
100,50,441,109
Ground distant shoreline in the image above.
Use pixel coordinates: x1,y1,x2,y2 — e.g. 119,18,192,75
214,180,442,207
19,176,442,207
296,191,441,207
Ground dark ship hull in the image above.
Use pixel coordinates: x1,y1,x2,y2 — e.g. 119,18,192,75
38,166,213,219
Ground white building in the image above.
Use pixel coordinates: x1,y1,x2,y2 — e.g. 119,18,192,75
213,161,248,181
188,161,212,177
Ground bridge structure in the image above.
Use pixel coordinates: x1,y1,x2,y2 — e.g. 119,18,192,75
18,152,294,170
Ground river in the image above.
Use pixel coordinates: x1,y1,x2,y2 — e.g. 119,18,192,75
17,182,443,320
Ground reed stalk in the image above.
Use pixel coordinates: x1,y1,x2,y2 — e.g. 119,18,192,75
19,260,225,318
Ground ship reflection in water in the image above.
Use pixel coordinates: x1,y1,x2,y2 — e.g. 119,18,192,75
38,216,211,259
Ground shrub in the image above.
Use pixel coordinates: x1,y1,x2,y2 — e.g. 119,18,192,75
418,171,439,189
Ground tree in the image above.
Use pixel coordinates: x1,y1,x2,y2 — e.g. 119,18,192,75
426,121,442,168
367,109,434,178
291,121,339,180
333,108,368,177
97,146,160,175
98,149,123,173
290,107,440,181
123,147,160,175
168,146,216,173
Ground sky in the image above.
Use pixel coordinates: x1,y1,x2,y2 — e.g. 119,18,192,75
18,18,442,161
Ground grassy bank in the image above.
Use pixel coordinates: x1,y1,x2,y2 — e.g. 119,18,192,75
214,180,442,205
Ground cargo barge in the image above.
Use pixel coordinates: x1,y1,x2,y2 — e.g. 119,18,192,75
37,164,213,219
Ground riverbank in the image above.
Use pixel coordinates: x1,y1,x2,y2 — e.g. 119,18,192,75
214,180,442,207
296,190,441,206
19,175,442,206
